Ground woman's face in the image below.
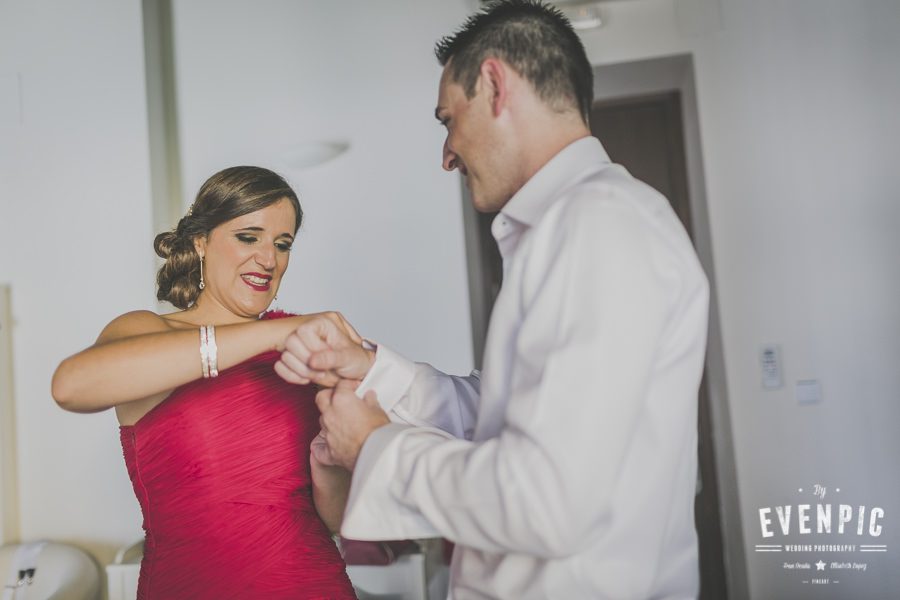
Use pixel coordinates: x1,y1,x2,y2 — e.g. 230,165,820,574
194,197,297,320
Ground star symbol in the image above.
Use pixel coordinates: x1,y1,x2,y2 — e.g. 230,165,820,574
815,560,826,571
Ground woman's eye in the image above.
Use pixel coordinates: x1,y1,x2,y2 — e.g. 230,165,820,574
276,242,293,252
236,235,257,244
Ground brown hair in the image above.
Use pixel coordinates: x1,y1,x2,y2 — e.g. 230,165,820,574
154,166,302,309
435,0,593,123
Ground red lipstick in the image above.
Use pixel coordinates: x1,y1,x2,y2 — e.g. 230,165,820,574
240,272,272,292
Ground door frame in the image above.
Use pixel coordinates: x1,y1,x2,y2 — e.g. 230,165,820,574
0,285,20,544
592,88,727,599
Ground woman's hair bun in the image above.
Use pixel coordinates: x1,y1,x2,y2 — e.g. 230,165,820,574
153,230,180,260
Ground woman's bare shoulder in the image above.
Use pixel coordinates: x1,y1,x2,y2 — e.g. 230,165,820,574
96,310,175,344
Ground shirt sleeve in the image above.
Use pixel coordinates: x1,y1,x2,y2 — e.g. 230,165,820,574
356,343,481,439
342,197,697,556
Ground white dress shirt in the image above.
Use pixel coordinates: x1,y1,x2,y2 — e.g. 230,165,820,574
344,137,709,599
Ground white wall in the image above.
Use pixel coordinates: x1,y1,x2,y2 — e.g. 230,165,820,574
169,0,475,372
0,0,152,566
705,3,900,597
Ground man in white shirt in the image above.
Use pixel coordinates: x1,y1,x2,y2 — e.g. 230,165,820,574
276,1,709,598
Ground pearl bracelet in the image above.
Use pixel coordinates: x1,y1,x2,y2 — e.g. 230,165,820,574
206,324,219,378
199,326,209,378
199,325,219,379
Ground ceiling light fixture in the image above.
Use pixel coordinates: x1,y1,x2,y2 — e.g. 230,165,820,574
559,3,604,30
280,140,350,171
479,0,606,30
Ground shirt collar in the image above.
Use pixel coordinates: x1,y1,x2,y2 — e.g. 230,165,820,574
499,136,611,229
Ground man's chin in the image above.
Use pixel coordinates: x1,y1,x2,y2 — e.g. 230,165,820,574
471,191,510,214
471,195,493,213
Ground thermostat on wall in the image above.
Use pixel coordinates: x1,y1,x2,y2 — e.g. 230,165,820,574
760,344,783,389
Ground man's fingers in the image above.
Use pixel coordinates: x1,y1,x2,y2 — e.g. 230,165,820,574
329,312,364,344
310,438,336,466
335,378,361,392
329,387,363,408
309,347,364,373
311,430,328,449
362,389,380,409
315,387,334,412
309,347,370,380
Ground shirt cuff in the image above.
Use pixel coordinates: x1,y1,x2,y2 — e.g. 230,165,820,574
341,423,442,540
355,343,417,414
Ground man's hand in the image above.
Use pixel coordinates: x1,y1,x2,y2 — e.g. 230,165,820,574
310,432,352,533
310,430,336,466
315,380,390,471
275,312,375,387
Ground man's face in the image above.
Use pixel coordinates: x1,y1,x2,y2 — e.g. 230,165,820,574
435,66,513,213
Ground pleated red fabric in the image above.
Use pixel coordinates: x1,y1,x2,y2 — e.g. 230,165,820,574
119,313,356,599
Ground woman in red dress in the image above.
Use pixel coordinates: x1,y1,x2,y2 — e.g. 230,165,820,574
52,166,357,599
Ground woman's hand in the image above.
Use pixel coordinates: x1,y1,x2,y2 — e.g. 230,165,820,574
274,312,362,350
275,314,375,387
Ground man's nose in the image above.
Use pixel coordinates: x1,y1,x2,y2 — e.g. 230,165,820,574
442,137,458,172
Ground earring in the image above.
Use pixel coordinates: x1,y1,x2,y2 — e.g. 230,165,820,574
199,256,206,290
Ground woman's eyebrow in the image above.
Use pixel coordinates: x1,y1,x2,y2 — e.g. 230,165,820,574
231,226,293,239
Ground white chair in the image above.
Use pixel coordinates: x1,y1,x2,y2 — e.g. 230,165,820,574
348,553,427,600
346,538,449,600
105,540,142,600
0,541,100,600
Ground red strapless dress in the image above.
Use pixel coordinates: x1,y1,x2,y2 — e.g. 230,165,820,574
119,315,356,599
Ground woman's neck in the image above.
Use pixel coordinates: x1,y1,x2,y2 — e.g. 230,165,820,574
171,295,264,326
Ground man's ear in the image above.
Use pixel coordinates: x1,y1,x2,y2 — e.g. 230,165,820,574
479,58,508,117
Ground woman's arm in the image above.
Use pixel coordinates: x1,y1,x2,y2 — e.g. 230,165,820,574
311,433,352,533
52,310,321,413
